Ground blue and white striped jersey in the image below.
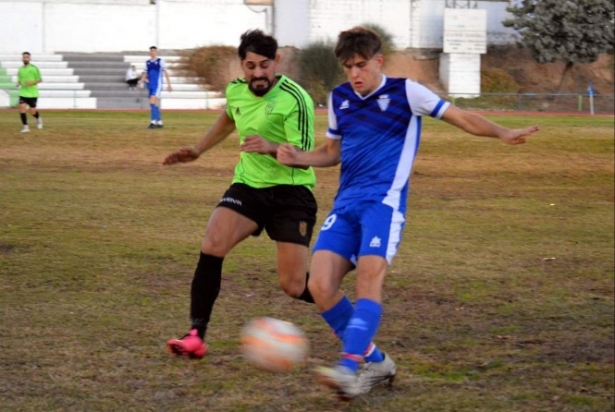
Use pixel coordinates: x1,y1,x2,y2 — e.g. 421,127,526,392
144,58,168,88
327,75,450,214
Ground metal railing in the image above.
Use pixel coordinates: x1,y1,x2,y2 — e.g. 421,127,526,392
444,93,615,114
2,90,613,113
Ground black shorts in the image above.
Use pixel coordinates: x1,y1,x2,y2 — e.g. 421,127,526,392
18,96,38,108
217,183,317,246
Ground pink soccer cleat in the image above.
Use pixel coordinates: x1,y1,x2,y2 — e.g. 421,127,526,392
167,329,208,359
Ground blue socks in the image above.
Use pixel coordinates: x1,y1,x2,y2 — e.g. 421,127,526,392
321,296,354,338
150,104,161,122
339,298,383,372
321,297,385,372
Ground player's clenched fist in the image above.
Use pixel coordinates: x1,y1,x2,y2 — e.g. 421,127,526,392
277,143,299,166
162,146,200,165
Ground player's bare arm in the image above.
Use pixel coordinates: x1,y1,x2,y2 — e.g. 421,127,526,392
240,135,279,157
138,71,147,88
442,105,539,145
164,70,172,92
277,138,341,168
162,112,236,165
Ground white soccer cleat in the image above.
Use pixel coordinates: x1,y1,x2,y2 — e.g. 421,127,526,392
21,125,30,133
37,117,43,129
314,365,360,400
355,353,396,394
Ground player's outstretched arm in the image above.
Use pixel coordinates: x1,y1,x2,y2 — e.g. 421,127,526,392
277,139,341,168
441,105,539,145
162,112,236,166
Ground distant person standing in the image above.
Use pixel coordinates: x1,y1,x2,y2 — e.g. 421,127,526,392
139,46,172,129
16,52,43,133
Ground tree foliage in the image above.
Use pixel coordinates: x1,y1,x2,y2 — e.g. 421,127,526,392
297,41,344,106
361,22,396,56
503,0,614,65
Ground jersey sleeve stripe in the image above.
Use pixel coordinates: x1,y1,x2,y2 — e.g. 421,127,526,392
279,81,311,151
279,82,307,149
429,100,446,118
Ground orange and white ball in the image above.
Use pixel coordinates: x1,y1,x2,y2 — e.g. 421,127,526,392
240,317,309,372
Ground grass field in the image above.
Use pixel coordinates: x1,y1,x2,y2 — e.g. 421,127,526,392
0,111,613,412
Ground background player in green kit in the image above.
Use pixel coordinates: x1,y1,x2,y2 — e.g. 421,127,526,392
163,30,317,359
16,52,43,133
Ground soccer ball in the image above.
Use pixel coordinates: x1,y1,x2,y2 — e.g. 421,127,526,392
240,317,309,372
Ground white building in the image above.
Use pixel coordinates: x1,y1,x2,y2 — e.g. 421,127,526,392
0,0,517,54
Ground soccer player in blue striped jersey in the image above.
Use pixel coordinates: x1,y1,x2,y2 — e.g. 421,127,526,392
139,46,172,128
278,26,539,399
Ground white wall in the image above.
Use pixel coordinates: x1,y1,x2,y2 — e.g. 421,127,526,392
439,53,481,96
275,0,310,48
0,2,44,53
478,1,519,45
0,0,517,54
0,0,268,53
276,0,412,49
416,0,446,48
275,0,515,50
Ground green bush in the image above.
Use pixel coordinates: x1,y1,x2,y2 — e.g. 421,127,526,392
481,68,520,93
297,41,344,106
361,22,396,56
177,46,237,91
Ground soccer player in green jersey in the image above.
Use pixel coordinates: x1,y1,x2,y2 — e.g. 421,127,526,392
163,30,317,359
16,52,43,133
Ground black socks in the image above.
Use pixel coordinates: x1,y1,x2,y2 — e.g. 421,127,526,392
297,272,315,304
190,252,224,340
189,254,314,340
20,112,39,125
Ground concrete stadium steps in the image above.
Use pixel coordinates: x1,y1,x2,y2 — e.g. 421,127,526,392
9,75,79,83
85,83,203,91
5,89,91,98
0,51,226,109
0,53,89,108
62,52,147,109
123,54,182,68
0,54,63,62
1,61,68,69
92,90,217,98
4,68,75,76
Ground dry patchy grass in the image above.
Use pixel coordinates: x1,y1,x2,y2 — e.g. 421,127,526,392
0,111,613,412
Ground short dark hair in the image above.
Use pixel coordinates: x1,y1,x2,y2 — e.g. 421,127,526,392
22,52,31,56
150,46,157,51
334,26,382,63
237,29,277,60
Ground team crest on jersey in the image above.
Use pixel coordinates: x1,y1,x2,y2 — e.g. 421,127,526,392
339,100,349,110
299,221,307,237
377,95,390,112
265,100,276,115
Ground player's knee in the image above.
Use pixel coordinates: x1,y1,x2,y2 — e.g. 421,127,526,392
201,234,231,257
307,276,331,301
278,275,304,299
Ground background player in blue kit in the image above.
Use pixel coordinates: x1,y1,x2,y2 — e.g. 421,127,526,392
277,26,539,400
139,46,172,128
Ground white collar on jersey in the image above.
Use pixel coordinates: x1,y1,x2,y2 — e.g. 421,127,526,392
354,74,387,100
